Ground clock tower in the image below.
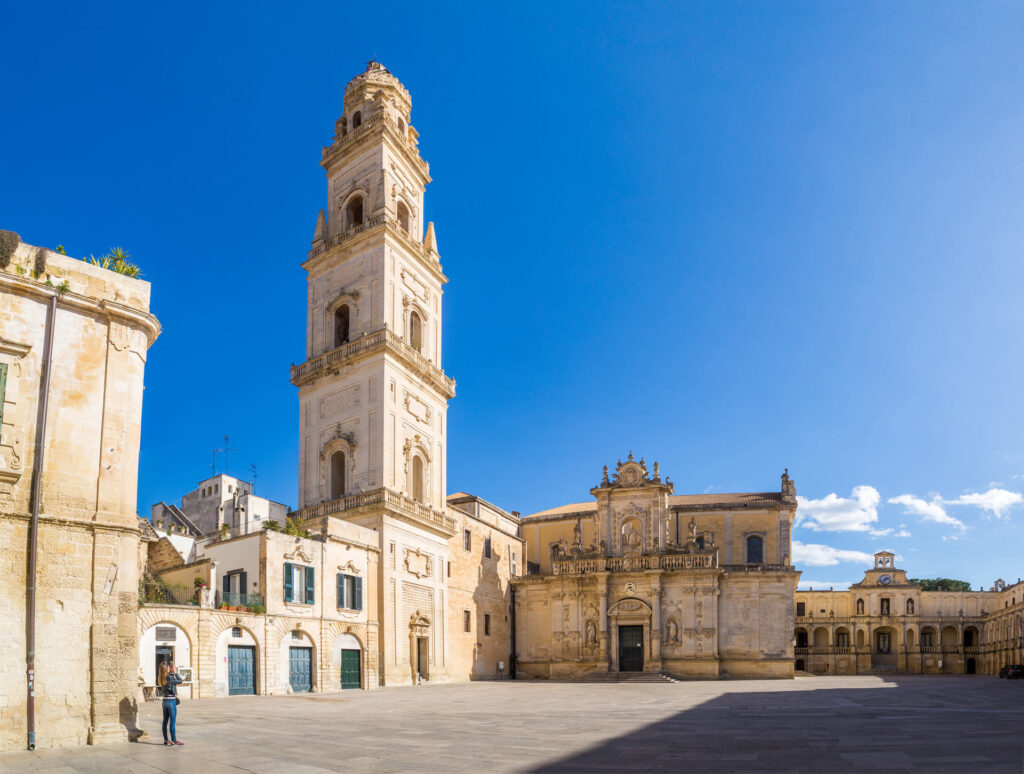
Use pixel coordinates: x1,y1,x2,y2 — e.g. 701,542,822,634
291,62,458,684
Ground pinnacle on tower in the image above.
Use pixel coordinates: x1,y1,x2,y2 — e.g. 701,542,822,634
312,209,327,244
424,221,438,254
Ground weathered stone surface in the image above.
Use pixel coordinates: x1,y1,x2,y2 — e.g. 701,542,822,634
0,241,159,751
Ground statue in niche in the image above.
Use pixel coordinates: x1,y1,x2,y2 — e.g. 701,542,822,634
665,618,679,645
625,526,641,549
571,519,583,555
585,619,597,647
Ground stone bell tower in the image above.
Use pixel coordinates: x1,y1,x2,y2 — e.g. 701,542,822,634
291,61,458,685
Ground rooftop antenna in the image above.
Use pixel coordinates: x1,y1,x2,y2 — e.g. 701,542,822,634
212,435,238,475
249,463,258,495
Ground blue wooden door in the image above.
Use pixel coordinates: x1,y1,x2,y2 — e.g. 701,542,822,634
289,647,312,693
228,646,255,695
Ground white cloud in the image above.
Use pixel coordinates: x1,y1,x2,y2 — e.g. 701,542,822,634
870,527,912,538
887,494,965,529
796,486,881,532
797,581,853,590
791,540,874,567
945,488,1023,520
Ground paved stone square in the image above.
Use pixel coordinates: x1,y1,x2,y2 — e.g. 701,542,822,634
1,676,1021,773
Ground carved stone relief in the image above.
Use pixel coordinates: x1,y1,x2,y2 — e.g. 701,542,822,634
403,548,432,579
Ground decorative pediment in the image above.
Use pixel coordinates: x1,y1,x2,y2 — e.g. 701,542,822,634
338,560,360,575
611,452,650,488
607,597,652,617
284,545,313,563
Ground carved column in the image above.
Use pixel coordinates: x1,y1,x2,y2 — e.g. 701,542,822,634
650,575,662,669
598,574,610,669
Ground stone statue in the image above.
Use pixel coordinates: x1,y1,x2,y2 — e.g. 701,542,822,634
666,619,679,644
585,619,597,646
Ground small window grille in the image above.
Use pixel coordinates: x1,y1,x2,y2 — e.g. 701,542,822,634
232,627,242,638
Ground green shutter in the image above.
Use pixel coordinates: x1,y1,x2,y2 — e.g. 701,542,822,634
337,572,345,609
353,576,362,611
239,571,247,602
223,572,231,594
305,565,315,604
283,562,293,602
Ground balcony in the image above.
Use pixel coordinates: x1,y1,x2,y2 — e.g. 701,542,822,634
550,551,719,576
139,581,204,607
216,592,266,613
290,325,456,398
292,486,457,537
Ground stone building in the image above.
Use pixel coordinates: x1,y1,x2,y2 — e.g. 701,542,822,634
137,516,379,696
152,473,288,538
795,552,1024,676
513,457,800,679
0,236,160,751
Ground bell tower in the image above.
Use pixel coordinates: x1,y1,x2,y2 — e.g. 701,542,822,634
293,61,454,511
291,62,457,685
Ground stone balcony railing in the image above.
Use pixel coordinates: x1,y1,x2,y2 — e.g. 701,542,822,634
292,486,457,536
551,551,718,576
290,325,456,398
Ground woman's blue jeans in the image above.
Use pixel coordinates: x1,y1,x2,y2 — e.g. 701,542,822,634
161,699,177,742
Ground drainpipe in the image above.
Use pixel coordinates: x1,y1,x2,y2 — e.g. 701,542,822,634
27,295,58,750
509,586,517,680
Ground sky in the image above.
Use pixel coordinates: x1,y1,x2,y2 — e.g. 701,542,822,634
3,2,1023,590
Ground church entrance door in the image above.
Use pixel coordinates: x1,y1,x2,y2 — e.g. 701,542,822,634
618,625,644,672
416,637,429,681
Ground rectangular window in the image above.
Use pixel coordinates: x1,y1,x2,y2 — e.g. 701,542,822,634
463,610,471,633
922,631,932,647
796,602,805,617
484,614,491,636
284,562,314,604
836,632,849,648
447,561,451,578
336,573,363,611
463,530,471,552
484,537,492,559
231,626,242,638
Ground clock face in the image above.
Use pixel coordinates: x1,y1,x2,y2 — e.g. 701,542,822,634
879,574,892,585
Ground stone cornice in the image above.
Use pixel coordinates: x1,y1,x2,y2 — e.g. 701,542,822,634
0,271,161,345
292,486,457,538
320,112,430,186
304,216,446,286
290,325,456,399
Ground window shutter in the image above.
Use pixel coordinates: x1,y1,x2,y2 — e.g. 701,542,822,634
223,572,231,594
305,565,315,604
337,573,345,609
353,576,363,611
284,562,293,602
0,364,8,432
239,571,247,600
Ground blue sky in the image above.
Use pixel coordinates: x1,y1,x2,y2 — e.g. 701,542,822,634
3,2,1023,589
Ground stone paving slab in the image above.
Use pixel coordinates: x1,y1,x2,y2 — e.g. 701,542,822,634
0,676,1022,773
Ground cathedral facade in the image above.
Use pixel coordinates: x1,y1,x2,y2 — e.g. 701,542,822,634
514,457,800,679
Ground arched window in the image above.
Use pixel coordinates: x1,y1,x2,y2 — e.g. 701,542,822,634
397,116,405,134
906,598,915,615
345,196,364,230
352,111,362,129
795,629,808,647
397,201,410,232
746,535,763,564
334,305,350,347
412,456,424,503
330,451,346,500
409,310,423,353
856,598,865,615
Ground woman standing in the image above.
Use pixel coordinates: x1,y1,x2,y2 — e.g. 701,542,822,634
156,661,184,746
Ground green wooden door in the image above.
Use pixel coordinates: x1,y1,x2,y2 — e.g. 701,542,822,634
340,649,361,689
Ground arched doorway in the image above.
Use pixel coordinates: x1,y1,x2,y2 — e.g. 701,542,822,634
409,611,431,683
966,657,977,674
333,632,362,690
795,659,806,672
216,624,260,697
872,627,897,668
280,629,317,693
140,622,193,699
607,598,652,672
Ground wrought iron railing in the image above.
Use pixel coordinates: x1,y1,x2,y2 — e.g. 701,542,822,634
216,592,265,610
139,581,200,607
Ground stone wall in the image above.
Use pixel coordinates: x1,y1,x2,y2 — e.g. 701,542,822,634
0,237,159,751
